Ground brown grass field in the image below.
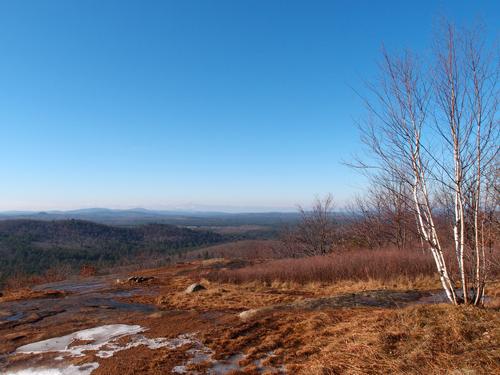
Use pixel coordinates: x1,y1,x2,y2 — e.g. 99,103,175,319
1,250,499,374
206,249,438,284
126,256,500,374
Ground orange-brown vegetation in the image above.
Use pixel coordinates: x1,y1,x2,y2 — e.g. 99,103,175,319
0,288,67,303
136,259,498,374
79,264,97,277
186,240,281,260
121,259,498,373
207,249,439,284
3,265,72,290
202,304,499,374
2,258,499,374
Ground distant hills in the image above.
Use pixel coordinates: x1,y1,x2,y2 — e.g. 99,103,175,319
0,208,301,227
0,209,352,286
0,219,225,285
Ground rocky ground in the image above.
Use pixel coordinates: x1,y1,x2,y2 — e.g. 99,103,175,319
0,259,499,374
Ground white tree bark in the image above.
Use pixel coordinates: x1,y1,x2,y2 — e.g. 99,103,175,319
355,22,498,305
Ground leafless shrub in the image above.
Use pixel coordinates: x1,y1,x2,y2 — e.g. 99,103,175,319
185,240,282,260
4,264,72,290
79,264,97,277
280,194,338,257
345,174,421,250
208,249,443,285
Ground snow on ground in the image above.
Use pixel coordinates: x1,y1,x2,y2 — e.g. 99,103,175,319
7,325,196,375
16,324,144,357
5,362,99,375
7,324,286,374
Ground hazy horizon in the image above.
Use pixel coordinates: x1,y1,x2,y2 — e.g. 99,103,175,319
0,204,302,214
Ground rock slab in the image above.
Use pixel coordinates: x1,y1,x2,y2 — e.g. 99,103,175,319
185,283,206,293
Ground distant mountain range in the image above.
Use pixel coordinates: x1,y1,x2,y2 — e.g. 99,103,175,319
0,208,302,226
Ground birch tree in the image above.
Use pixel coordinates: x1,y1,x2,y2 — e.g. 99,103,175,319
356,23,498,305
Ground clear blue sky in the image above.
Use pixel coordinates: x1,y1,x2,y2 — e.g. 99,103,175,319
0,1,497,211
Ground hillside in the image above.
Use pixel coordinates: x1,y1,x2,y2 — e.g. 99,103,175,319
0,219,225,285
0,208,301,227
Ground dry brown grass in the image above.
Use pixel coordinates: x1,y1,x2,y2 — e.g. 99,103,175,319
0,288,67,303
208,249,438,285
154,275,304,311
304,305,499,374
151,262,441,312
3,259,497,375
3,265,72,290
186,240,281,260
202,304,499,375
145,260,499,374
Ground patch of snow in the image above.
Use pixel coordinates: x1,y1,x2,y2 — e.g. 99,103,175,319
96,333,195,358
16,324,144,357
173,347,287,374
171,336,214,374
210,353,245,374
5,362,99,375
16,325,197,359
171,365,188,373
11,325,197,375
9,325,287,375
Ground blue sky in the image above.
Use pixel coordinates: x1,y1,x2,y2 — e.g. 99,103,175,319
0,1,498,211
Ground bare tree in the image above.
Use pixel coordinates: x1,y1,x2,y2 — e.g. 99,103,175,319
281,194,337,257
355,22,498,305
347,173,418,250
